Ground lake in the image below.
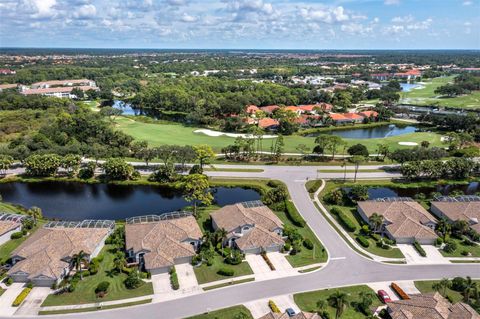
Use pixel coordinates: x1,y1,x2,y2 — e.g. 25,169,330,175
307,124,417,139
400,83,422,92
365,182,480,199
0,182,260,220
112,100,138,116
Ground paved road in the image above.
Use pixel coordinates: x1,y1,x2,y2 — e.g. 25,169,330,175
6,166,480,319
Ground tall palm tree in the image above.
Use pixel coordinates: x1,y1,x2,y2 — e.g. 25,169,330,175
463,276,477,303
432,278,451,297
71,250,87,280
435,218,451,240
27,206,43,225
328,291,348,319
216,228,228,255
369,213,384,234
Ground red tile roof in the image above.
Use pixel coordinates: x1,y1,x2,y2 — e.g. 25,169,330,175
343,113,364,120
328,113,348,121
259,105,280,114
359,110,379,118
258,118,279,128
22,86,99,95
246,105,259,114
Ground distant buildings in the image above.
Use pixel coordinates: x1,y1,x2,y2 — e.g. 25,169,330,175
371,69,422,81
0,68,16,75
19,79,99,98
431,196,480,234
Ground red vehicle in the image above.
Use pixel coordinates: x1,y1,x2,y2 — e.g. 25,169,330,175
378,290,392,303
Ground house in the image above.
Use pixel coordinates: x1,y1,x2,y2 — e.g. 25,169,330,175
358,110,379,118
0,83,18,92
0,69,16,75
387,292,479,319
357,198,438,244
210,201,284,254
30,79,96,89
343,113,364,123
260,311,321,319
258,117,280,130
246,105,260,115
395,69,422,81
297,103,333,114
371,73,392,81
0,213,27,246
20,79,99,98
259,105,280,115
328,113,353,124
8,220,113,287
125,213,202,274
430,196,480,234
284,106,302,116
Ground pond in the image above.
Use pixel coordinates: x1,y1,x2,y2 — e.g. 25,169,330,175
363,182,480,199
112,100,138,116
0,182,260,221
309,124,417,139
400,83,422,92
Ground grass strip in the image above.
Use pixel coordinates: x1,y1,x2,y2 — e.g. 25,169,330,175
298,266,322,273
39,299,152,315
202,278,255,291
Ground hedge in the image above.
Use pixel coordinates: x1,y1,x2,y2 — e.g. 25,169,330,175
268,300,281,313
217,267,234,276
95,281,110,294
12,288,32,307
335,209,357,232
169,267,179,290
303,238,314,250
413,241,426,257
285,200,306,227
10,232,23,240
356,236,370,248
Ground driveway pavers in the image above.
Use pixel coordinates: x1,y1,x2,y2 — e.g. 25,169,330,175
397,244,449,264
15,287,51,316
0,283,25,316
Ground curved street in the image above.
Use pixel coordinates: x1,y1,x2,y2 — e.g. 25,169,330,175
6,165,480,319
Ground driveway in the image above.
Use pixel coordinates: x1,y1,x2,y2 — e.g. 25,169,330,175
267,252,297,277
15,287,51,315
367,282,400,301
176,263,200,293
245,254,272,276
0,283,25,316
397,244,449,265
245,294,300,318
151,273,172,298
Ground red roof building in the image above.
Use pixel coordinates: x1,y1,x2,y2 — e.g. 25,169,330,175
245,105,259,115
359,110,379,118
259,105,280,114
343,113,364,122
258,118,279,129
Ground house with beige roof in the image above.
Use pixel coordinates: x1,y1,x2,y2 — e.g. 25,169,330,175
210,201,284,254
8,220,113,287
0,213,27,246
387,292,479,319
125,213,202,275
431,196,480,234
260,311,321,319
357,198,438,244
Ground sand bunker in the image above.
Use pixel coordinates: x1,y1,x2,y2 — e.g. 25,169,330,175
398,142,419,146
194,129,277,139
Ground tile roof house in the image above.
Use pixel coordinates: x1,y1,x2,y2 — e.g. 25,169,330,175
328,113,353,124
359,110,379,118
357,198,438,244
259,105,280,114
246,104,260,115
125,214,202,274
8,222,112,287
0,220,22,246
343,112,365,123
387,292,479,319
260,311,321,319
431,198,480,233
258,117,280,130
20,79,98,99
211,201,284,254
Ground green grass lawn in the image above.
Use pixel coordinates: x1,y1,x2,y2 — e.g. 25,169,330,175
400,76,480,109
193,254,253,284
115,116,444,153
0,221,43,264
0,288,5,297
414,280,480,303
0,202,25,213
42,245,153,306
185,305,253,319
294,285,382,319
38,299,152,315
439,237,480,258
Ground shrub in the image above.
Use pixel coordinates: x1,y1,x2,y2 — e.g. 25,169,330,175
284,242,291,251
267,180,283,188
95,281,110,295
413,241,426,257
324,190,344,205
376,240,390,249
12,288,32,307
10,232,23,240
268,300,281,313
356,236,370,248
217,267,234,276
5,277,13,286
443,240,457,253
461,250,470,256
125,271,143,290
435,237,444,247
303,238,314,250
189,164,203,175
285,200,306,227
169,267,179,290
336,209,357,232
451,277,467,291
225,250,243,265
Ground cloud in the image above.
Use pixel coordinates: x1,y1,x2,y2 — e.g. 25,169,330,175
463,1,473,5
299,6,349,24
26,0,57,18
166,0,188,5
73,4,96,19
181,12,197,22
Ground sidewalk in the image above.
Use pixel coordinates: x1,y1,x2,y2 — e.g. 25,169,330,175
312,180,406,263
39,295,154,312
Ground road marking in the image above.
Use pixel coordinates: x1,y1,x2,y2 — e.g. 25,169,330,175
330,257,346,260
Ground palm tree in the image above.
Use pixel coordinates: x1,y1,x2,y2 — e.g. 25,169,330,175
216,228,228,255
71,250,87,280
27,206,42,225
328,291,348,319
463,276,477,303
369,213,384,234
432,278,451,297
435,218,451,240
113,255,125,273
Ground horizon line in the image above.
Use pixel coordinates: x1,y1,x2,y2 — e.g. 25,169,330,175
1,47,479,51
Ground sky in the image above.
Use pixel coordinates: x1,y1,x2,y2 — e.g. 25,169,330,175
0,0,479,50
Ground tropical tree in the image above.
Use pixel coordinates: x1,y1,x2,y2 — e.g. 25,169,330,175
296,144,309,161
369,213,384,234
326,136,345,160
193,145,215,169
349,155,366,182
61,154,82,177
432,278,452,297
71,250,88,280
377,143,390,161
463,276,477,303
0,155,13,176
27,206,42,225
436,218,452,241
102,158,134,180
328,291,348,319
113,251,126,273
215,228,228,255
182,174,213,216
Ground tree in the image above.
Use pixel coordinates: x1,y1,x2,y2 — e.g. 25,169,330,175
296,144,309,161
349,155,366,182
24,154,62,177
71,88,85,100
369,213,384,234
215,228,228,255
71,250,88,280
27,206,42,225
99,106,122,123
326,136,345,160
436,218,451,241
175,145,196,172
432,278,452,297
272,135,284,163
131,140,156,166
182,174,213,216
194,145,215,169
347,144,369,157
328,291,348,319
463,276,477,303
102,158,134,180
350,184,369,201
0,155,13,176
377,143,390,161
61,154,82,177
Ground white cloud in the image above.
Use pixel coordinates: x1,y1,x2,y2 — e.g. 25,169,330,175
463,1,473,6
73,4,96,19
181,12,197,22
299,6,349,24
26,0,57,18
384,0,400,5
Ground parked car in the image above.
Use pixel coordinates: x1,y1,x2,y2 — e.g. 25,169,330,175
378,290,392,303
286,308,296,317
